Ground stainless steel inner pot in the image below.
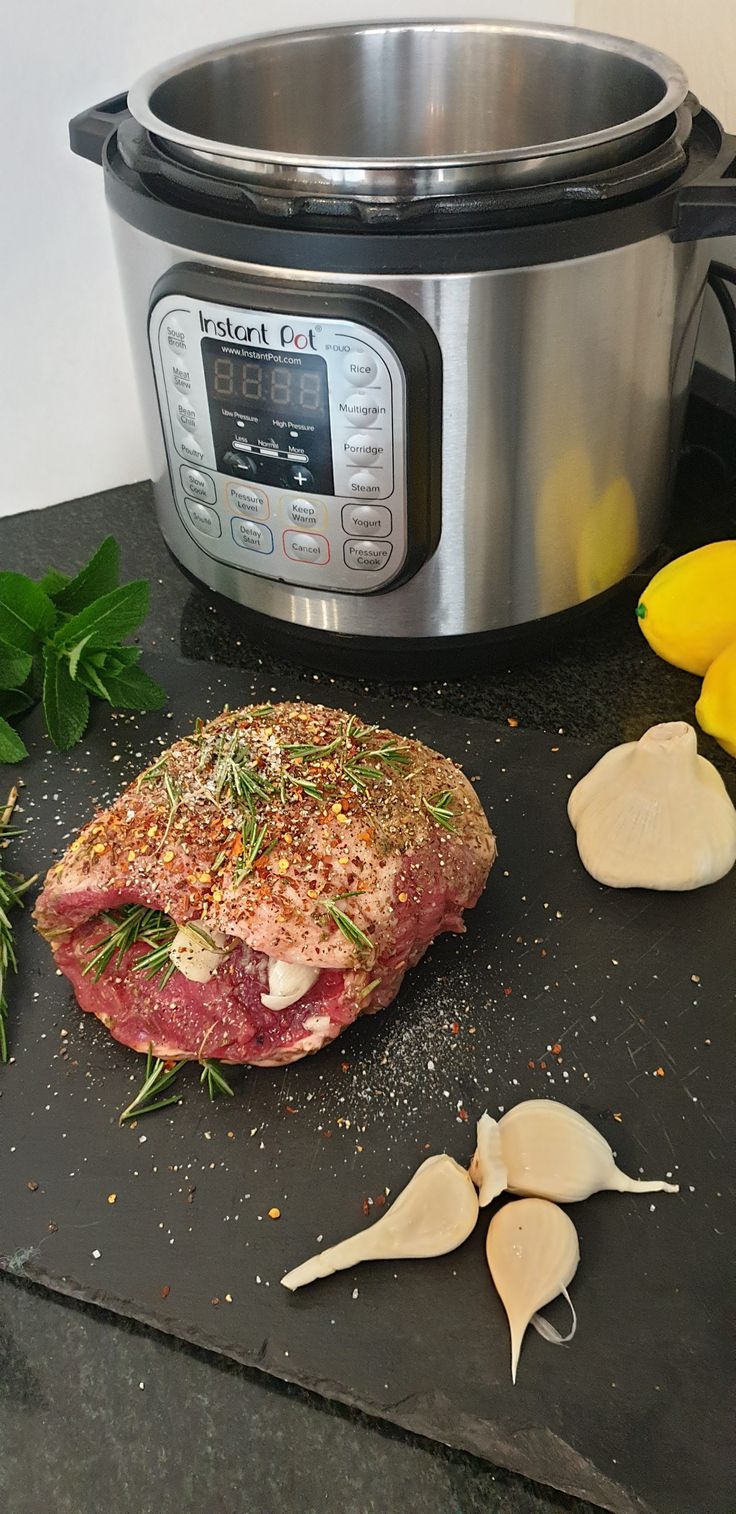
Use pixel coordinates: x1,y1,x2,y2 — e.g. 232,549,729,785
128,22,689,199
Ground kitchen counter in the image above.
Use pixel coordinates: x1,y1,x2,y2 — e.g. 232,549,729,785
1,424,734,1514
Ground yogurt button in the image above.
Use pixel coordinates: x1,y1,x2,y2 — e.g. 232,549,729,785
342,503,392,537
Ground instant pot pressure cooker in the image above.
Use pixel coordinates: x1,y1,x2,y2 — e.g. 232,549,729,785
70,21,736,670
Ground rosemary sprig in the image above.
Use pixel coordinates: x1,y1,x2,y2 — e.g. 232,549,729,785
211,733,272,806
422,789,456,832
282,734,342,760
242,704,274,721
119,1047,185,1124
136,755,181,845
284,770,332,802
84,905,176,982
199,1059,235,1100
136,752,168,788
324,899,373,957
343,738,411,788
0,788,38,1063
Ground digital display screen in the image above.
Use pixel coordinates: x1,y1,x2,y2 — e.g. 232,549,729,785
206,354,329,420
202,340,334,493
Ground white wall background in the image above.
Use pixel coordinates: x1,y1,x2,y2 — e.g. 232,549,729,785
4,0,734,518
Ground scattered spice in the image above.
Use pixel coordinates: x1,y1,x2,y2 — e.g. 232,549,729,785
26,1180,38,1192
107,1193,117,1205
268,1207,281,1220
160,1284,171,1299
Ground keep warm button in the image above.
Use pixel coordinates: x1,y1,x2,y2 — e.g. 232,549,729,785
344,539,393,572
283,530,330,565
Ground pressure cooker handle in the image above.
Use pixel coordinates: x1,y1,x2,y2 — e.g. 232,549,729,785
69,93,130,166
673,130,736,241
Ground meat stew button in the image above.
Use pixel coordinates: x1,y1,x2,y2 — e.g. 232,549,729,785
344,539,393,571
283,530,330,565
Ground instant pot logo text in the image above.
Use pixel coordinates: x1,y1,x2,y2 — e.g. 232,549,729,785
198,312,317,349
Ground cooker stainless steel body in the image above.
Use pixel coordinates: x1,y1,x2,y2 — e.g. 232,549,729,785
71,22,736,662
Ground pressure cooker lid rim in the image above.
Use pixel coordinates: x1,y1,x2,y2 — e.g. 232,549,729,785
127,20,689,178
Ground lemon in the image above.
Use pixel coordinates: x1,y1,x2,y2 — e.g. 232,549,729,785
696,640,736,757
636,540,736,675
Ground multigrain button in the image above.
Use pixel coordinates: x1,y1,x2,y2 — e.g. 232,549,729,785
176,398,197,430
337,390,387,428
342,349,378,386
283,530,330,565
344,539,393,571
348,469,382,497
231,518,273,554
185,498,221,538
176,430,205,464
342,503,392,538
344,432,385,465
227,483,269,519
285,497,326,530
180,465,216,504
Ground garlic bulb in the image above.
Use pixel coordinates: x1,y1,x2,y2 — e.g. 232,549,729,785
471,1101,679,1204
487,1198,579,1383
568,721,736,890
169,921,228,982
261,958,320,1011
282,1154,479,1292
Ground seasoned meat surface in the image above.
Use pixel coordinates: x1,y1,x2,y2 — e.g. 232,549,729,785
36,703,495,1065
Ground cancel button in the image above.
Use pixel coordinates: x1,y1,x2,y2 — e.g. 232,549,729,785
344,539,393,572
283,530,330,565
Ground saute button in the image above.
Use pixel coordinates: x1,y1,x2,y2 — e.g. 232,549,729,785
283,531,330,565
176,398,197,430
337,391,387,428
180,465,216,503
342,350,378,386
285,497,326,530
176,431,205,464
231,518,274,554
342,504,392,538
348,469,382,497
185,498,221,538
228,483,269,519
344,539,393,571
344,432,385,465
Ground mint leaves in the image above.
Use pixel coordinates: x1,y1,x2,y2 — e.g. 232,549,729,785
0,538,166,759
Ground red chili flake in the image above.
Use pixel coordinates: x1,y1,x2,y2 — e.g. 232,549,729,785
160,1284,171,1299
540,1059,548,1070
450,1022,460,1035
341,1061,351,1072
285,1104,298,1114
26,1180,38,1192
458,1107,469,1122
527,1059,536,1070
654,1066,665,1078
362,1199,371,1217
374,1194,386,1207
503,986,513,997
322,1128,332,1138
507,716,519,728
423,1142,431,1150
551,1042,562,1055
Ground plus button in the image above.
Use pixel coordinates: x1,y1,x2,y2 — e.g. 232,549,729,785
287,463,314,490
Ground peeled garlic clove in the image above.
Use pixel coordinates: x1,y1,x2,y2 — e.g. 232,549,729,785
469,1112,508,1206
169,921,228,982
487,1197,579,1383
568,721,736,890
498,1099,679,1203
261,958,320,1011
282,1154,479,1292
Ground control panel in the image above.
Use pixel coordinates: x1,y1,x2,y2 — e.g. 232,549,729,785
148,286,417,593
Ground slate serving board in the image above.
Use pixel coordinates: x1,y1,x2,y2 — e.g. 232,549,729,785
0,657,732,1514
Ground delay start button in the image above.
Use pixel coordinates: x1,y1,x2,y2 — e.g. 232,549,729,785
344,540,393,572
283,530,330,565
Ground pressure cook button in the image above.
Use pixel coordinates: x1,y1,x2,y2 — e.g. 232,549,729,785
176,431,205,464
176,398,197,430
283,530,330,565
348,469,382,497
342,349,379,386
228,483,269,519
344,432,385,465
337,391,387,428
285,497,325,530
170,362,192,393
179,465,216,504
184,498,221,538
344,540,393,572
164,319,188,352
231,518,274,554
342,503,392,538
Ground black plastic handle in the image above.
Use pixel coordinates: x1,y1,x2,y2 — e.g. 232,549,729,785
69,93,130,166
674,130,736,241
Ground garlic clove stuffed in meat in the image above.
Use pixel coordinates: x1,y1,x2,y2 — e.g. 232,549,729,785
486,1197,580,1383
472,1099,679,1204
261,958,320,1011
568,721,736,890
281,1154,479,1291
169,921,228,982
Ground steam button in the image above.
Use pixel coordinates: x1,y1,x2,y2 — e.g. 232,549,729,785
348,469,382,497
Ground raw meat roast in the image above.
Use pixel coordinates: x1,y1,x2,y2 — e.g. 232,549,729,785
36,703,495,1066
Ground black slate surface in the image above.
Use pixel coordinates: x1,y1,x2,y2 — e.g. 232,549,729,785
0,657,732,1514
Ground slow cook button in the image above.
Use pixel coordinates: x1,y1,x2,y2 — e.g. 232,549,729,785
344,539,393,572
180,465,216,504
185,498,221,538
337,390,387,428
228,482,269,519
342,503,392,538
176,398,197,430
176,430,205,464
348,469,382,497
231,518,274,554
342,349,379,386
344,432,385,465
285,497,326,530
283,530,330,565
